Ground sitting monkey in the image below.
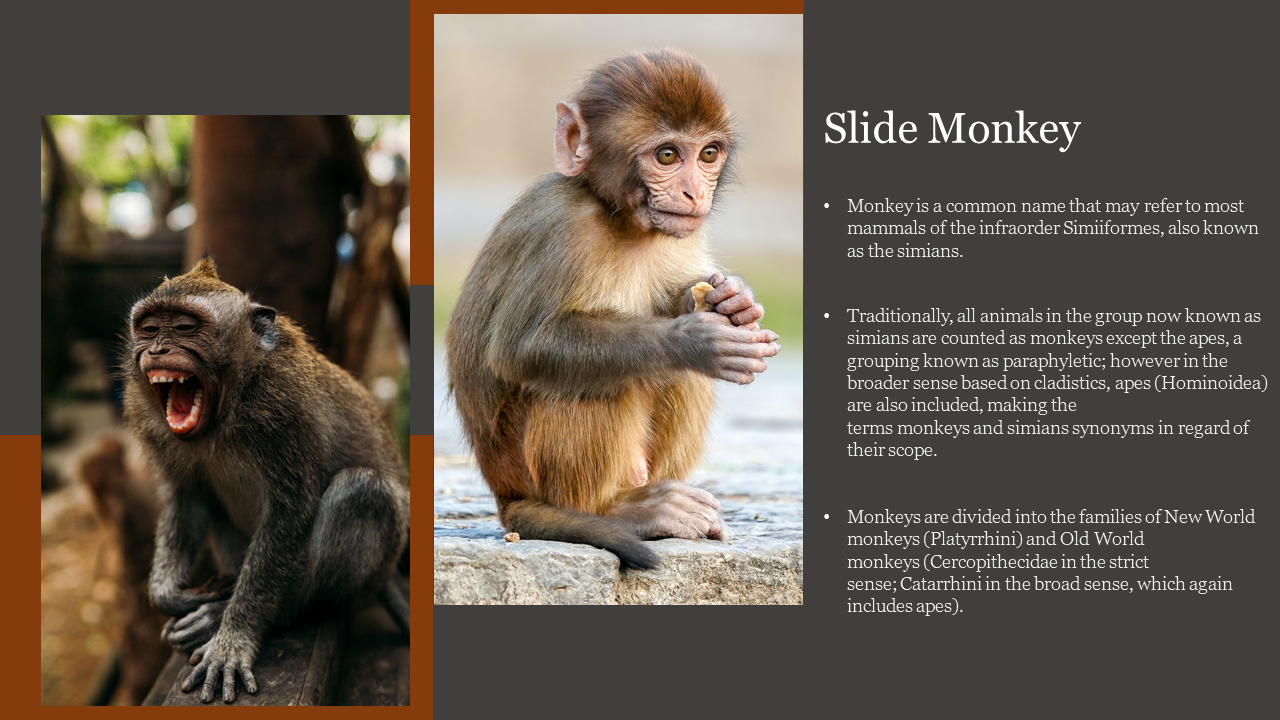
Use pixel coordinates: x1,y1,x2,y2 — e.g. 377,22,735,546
446,50,781,569
125,257,409,702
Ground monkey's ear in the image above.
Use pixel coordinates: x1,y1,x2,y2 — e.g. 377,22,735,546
250,304,279,351
554,101,590,177
192,254,220,279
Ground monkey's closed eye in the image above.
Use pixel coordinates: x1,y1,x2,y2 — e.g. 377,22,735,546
656,147,678,166
700,146,719,163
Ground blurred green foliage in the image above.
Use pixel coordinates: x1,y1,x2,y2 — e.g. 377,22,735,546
45,116,409,232
47,115,192,190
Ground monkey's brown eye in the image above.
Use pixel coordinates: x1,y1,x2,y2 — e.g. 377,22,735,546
142,325,159,334
176,323,197,333
700,146,719,163
656,148,678,166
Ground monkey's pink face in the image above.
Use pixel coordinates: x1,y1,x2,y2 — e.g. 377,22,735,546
639,139,726,238
133,311,218,439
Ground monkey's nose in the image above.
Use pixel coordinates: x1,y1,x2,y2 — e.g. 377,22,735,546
679,186,707,208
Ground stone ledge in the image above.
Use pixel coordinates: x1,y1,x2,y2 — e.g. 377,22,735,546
434,521,803,605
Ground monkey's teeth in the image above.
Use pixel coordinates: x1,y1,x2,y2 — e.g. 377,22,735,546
164,382,203,434
147,371,191,384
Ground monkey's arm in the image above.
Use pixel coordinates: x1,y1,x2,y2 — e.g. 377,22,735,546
150,487,222,617
182,501,310,703
493,310,779,393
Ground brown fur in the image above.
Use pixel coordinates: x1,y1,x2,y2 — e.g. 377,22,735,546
446,51,777,570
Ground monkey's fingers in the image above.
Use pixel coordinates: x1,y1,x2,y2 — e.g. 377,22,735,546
639,482,725,539
173,606,212,631
181,657,210,695
729,302,765,327
732,325,779,345
189,641,211,665
714,357,770,385
713,293,756,319
223,665,238,703
709,519,727,540
222,662,258,703
200,658,222,703
698,312,775,340
663,483,720,511
165,600,227,653
705,275,747,306
716,369,756,385
718,331,780,357
168,622,216,653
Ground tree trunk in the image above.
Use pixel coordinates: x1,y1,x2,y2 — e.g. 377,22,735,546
188,116,362,352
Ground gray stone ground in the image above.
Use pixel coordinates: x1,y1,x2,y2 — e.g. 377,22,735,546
433,353,804,604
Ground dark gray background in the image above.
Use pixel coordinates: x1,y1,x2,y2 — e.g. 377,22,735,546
801,2,1271,713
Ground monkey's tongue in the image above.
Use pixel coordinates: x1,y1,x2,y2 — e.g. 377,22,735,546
166,382,204,434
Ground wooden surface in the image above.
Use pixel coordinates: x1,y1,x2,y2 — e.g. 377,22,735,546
144,599,410,705
149,619,345,706
334,602,410,705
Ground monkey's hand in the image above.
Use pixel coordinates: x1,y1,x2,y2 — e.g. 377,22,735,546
612,480,727,541
181,628,259,703
151,581,234,619
677,311,780,385
163,599,229,653
704,273,766,328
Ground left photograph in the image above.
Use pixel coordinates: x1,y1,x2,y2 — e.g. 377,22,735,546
40,115,411,706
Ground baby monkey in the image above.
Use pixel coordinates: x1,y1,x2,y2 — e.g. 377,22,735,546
446,50,780,569
125,257,409,703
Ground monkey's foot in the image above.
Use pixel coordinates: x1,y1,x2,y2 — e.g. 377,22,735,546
164,599,228,653
181,631,258,703
616,481,727,541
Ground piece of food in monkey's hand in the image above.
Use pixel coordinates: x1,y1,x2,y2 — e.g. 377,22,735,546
690,282,716,312
504,532,521,543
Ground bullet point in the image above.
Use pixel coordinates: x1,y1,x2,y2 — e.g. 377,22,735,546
824,313,829,318
824,203,829,208
824,514,829,519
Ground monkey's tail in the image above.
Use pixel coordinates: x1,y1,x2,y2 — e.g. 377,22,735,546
504,500,658,570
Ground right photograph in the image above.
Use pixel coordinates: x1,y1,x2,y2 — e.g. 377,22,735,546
432,14,804,605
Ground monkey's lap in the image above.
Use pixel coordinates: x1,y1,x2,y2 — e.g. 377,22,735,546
521,375,715,514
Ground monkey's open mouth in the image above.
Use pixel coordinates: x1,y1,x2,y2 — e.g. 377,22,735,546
147,370,206,435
